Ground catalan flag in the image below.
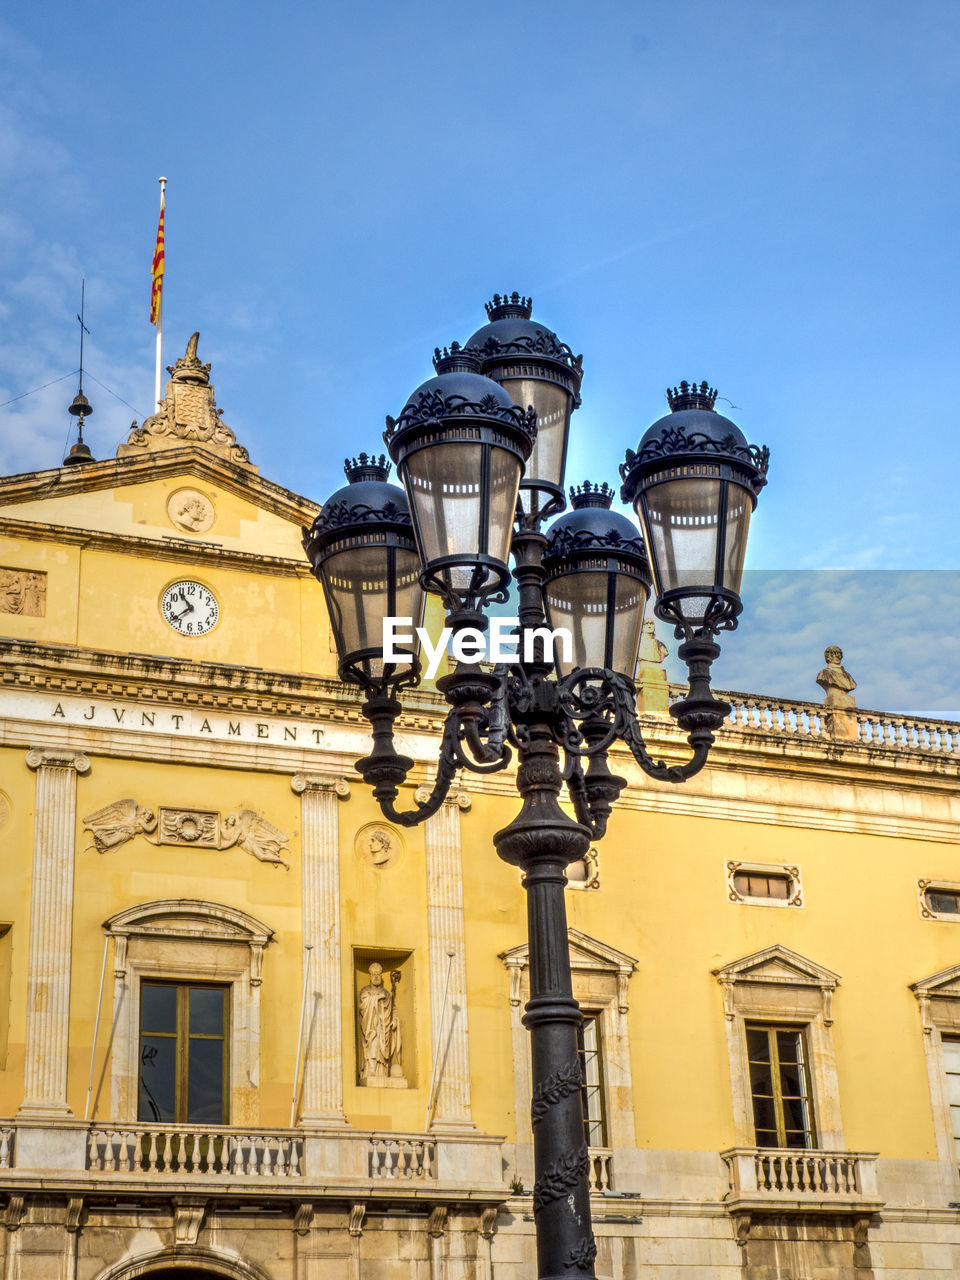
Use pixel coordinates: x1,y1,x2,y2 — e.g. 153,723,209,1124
150,191,165,325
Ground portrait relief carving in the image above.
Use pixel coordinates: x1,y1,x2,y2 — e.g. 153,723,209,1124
82,800,290,868
355,824,403,870
167,488,215,533
358,962,406,1087
0,568,46,616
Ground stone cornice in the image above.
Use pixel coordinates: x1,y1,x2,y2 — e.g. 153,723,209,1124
0,638,446,728
0,517,314,578
0,447,320,526
1,640,959,845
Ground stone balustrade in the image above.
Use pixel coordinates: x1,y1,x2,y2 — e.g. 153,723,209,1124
369,1136,436,1179
0,1120,505,1196
721,1147,882,1211
587,1147,613,1192
668,686,960,755
87,1125,303,1176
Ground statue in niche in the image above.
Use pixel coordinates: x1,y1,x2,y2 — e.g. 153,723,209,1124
816,645,858,740
358,963,405,1085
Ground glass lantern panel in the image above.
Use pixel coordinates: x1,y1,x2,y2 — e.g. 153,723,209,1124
639,476,722,595
500,378,571,490
545,562,647,677
322,543,422,680
487,444,524,567
545,566,608,674
609,572,649,679
405,441,521,595
722,482,753,595
406,441,482,592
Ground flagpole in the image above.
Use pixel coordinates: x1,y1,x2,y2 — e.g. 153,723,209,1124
154,176,167,409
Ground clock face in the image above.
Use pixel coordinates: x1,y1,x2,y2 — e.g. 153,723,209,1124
160,580,220,636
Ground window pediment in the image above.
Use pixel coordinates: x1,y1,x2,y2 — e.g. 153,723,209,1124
911,963,960,1033
104,899,273,945
714,945,840,1025
103,899,274,986
500,929,637,1012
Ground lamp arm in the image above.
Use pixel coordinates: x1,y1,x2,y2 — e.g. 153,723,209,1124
363,710,461,827
358,685,511,829
619,711,713,783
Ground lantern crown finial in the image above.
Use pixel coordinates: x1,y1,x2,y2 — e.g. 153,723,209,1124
432,342,482,375
666,381,718,412
569,481,614,510
344,453,391,483
484,292,533,322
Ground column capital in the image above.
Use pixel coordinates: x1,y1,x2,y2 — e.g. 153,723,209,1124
291,774,350,798
26,748,90,775
415,785,471,812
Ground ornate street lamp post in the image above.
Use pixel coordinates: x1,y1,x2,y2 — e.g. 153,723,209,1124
303,297,769,1280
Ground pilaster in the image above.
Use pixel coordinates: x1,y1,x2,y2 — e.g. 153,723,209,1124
419,788,476,1133
291,774,351,1127
19,749,90,1116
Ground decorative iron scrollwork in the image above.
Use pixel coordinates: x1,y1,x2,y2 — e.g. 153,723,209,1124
385,390,537,441
532,1144,591,1211
566,1235,599,1269
531,1057,583,1124
620,426,770,477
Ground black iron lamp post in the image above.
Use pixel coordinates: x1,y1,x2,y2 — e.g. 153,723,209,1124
303,301,769,1280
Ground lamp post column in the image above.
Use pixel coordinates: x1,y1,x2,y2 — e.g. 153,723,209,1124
495,720,596,1280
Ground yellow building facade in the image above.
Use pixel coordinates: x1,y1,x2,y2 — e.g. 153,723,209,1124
2,336,960,1278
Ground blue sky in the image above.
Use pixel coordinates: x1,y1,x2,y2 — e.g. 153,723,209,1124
1,2,958,715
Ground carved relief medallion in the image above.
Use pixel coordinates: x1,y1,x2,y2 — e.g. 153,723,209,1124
0,568,46,616
355,824,403,870
167,488,215,534
159,807,220,847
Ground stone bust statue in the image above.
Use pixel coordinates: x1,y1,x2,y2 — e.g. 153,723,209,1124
816,646,858,739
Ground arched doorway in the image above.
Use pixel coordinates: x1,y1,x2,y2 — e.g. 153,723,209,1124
95,1247,274,1280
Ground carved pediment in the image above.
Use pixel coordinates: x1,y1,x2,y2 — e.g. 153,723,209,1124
103,899,274,987
500,928,637,976
911,964,960,1033
911,963,960,1001
714,945,840,1025
713,944,840,990
104,899,273,947
500,929,637,1012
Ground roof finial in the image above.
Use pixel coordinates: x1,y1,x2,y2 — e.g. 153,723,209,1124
64,278,95,466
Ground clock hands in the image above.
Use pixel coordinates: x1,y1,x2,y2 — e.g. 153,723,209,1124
168,591,196,625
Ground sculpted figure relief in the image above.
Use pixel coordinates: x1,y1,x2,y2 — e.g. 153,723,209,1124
82,799,290,867
83,799,158,853
0,569,46,616
358,963,405,1084
816,645,858,740
221,810,291,869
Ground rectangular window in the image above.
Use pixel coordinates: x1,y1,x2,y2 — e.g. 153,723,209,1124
577,1013,607,1147
746,1024,816,1148
139,982,228,1124
942,1037,960,1159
